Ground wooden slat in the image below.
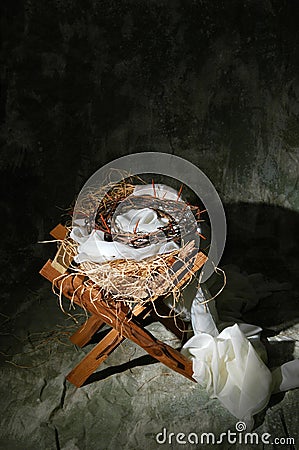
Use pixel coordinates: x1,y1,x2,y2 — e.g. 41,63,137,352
66,328,124,387
171,250,207,290
70,315,106,347
50,224,68,240
68,303,152,386
52,242,75,274
39,259,62,282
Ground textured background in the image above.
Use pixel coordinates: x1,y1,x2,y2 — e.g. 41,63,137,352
1,0,299,289
2,0,299,207
1,1,299,449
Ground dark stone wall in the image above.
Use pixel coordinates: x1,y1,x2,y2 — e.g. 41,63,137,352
1,0,299,294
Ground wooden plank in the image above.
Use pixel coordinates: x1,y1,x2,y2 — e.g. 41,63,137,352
39,259,62,282
171,250,207,290
52,241,75,274
148,250,207,301
48,225,74,274
70,315,106,347
50,224,68,240
68,303,152,386
67,328,124,387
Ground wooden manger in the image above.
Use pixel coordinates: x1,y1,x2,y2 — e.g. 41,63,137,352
40,224,207,387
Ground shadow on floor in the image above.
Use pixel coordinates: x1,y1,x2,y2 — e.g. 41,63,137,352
214,201,299,330
82,354,158,386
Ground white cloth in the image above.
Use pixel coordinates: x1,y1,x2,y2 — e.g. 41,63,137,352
184,288,299,429
272,359,299,393
115,207,168,233
133,184,182,202
72,229,178,263
71,185,180,264
191,290,218,337
183,323,273,430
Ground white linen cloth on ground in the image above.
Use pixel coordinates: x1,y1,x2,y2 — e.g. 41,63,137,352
183,288,299,430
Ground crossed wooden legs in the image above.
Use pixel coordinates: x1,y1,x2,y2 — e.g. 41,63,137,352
66,301,191,387
69,314,106,347
68,326,125,387
40,260,195,387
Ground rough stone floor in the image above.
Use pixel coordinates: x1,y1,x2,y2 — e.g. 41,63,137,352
0,271,298,450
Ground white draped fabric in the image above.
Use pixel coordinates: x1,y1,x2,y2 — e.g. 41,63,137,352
70,184,180,264
183,292,299,429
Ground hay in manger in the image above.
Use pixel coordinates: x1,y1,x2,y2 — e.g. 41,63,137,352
54,178,207,313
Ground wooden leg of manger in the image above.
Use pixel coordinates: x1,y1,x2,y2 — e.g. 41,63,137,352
70,314,106,347
66,328,124,387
